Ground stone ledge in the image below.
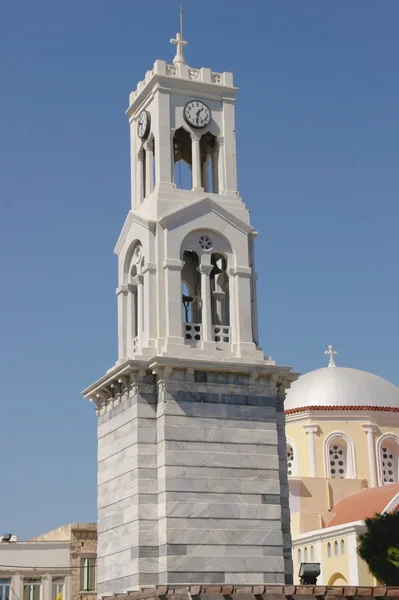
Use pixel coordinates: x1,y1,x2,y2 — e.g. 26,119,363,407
104,585,399,600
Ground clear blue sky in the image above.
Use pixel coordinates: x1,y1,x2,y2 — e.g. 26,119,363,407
0,0,398,540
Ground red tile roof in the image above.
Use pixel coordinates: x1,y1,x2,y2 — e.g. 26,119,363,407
328,483,399,527
285,405,399,414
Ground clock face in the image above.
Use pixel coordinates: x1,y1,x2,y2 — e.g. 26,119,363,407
184,100,211,129
137,110,150,139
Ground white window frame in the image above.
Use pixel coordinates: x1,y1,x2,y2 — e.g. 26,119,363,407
80,556,96,592
286,437,298,477
324,431,357,479
23,579,41,600
376,433,399,485
52,577,64,600
0,578,11,600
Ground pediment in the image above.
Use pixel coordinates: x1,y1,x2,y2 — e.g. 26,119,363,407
158,196,253,235
114,211,157,255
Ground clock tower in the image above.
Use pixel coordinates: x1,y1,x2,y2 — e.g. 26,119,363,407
83,25,298,594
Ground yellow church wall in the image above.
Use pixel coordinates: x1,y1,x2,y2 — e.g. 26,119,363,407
356,551,377,586
321,537,349,586
287,416,399,486
285,422,310,476
292,527,377,585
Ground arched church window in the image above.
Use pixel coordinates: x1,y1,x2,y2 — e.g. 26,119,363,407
334,541,338,557
328,439,347,478
181,250,201,342
341,539,345,555
286,444,294,476
327,542,331,558
174,128,192,190
200,132,218,193
304,547,308,562
380,439,399,483
297,549,301,564
310,546,315,561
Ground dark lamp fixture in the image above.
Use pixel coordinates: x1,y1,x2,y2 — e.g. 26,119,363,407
299,562,321,585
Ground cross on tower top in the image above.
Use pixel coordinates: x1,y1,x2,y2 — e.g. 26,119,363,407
324,344,338,367
170,6,187,65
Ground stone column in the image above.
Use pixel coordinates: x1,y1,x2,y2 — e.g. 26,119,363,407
137,151,144,204
303,424,319,477
116,284,128,360
153,87,173,186
142,262,157,347
127,283,137,347
227,267,237,347
136,274,144,349
191,135,203,191
222,98,238,194
212,148,219,193
362,424,378,487
198,263,213,343
11,574,22,600
217,136,225,193
145,140,154,197
233,267,254,348
163,259,184,344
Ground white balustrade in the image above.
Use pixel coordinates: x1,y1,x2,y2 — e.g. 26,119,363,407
213,325,231,343
184,323,202,343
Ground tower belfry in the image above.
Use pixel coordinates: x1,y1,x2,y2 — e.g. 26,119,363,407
83,24,298,594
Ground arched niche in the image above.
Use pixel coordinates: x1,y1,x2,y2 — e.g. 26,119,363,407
200,131,218,193
173,127,192,190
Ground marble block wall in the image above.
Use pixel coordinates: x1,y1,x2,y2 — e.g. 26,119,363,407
97,371,292,594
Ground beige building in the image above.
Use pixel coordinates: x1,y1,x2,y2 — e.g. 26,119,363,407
0,524,97,600
285,346,399,585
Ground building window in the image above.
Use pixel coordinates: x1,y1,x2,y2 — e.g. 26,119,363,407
334,540,339,556
287,443,294,476
52,577,64,600
80,557,96,591
380,440,399,483
24,579,41,600
327,542,331,558
341,539,345,555
297,549,301,564
310,545,315,561
304,547,308,562
0,579,11,600
329,439,347,478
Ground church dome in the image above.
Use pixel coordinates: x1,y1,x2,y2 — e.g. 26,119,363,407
285,364,399,413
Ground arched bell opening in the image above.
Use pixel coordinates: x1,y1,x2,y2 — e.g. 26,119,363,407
200,132,218,193
174,128,192,190
210,253,230,343
181,250,201,343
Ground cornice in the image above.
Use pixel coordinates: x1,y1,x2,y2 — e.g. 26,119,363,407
158,196,253,235
293,520,366,544
285,406,399,425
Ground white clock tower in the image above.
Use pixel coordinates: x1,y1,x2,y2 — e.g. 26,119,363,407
83,25,298,594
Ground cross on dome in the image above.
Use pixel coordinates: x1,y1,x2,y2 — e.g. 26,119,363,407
170,6,187,65
324,344,338,367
